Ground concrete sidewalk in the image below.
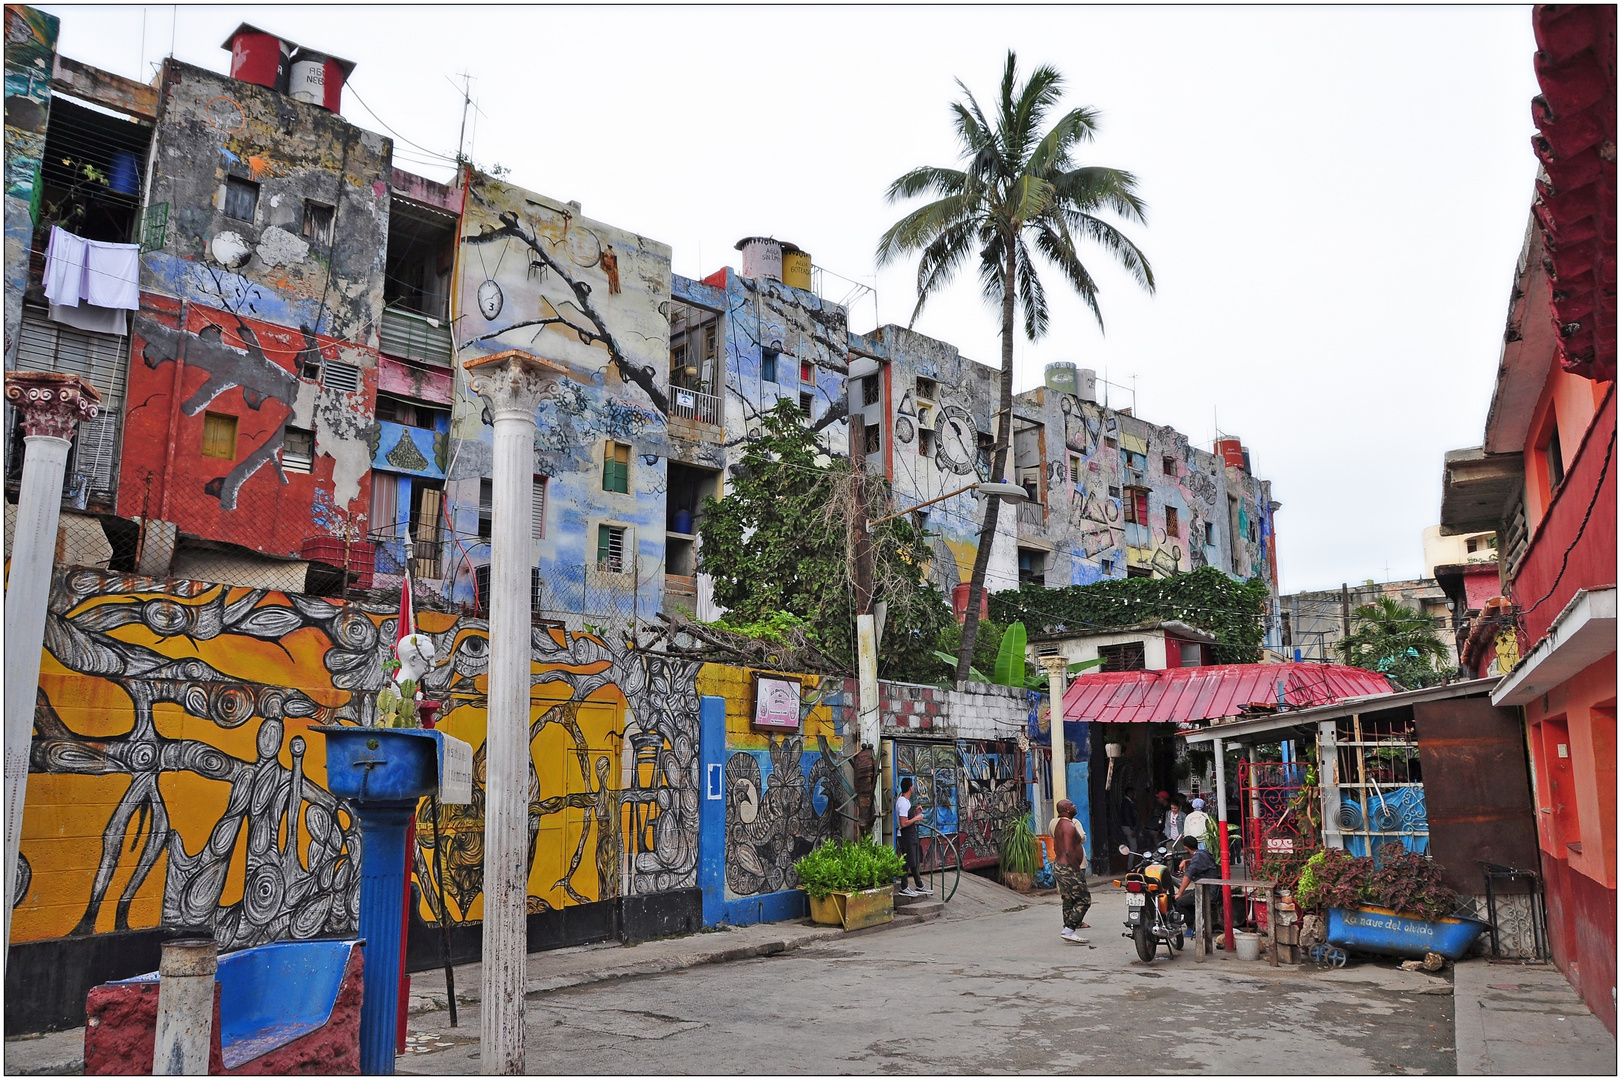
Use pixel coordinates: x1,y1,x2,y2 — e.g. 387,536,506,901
1453,957,1616,1075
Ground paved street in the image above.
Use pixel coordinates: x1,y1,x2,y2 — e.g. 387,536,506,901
402,880,1468,1075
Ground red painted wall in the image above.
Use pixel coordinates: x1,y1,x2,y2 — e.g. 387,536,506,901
1511,385,1615,647
1462,565,1501,611
117,296,376,559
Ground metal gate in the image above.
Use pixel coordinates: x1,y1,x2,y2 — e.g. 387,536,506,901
1238,759,1320,883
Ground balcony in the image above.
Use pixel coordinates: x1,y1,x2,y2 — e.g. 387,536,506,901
669,386,721,427
380,307,454,368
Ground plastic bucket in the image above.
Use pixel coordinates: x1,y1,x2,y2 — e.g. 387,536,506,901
1234,930,1263,961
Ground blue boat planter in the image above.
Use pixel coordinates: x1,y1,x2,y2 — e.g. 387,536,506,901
1327,905,1489,960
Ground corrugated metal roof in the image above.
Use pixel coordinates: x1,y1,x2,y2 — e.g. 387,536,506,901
1060,663,1394,727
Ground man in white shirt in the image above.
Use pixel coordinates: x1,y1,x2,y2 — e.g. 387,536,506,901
895,777,930,896
1184,798,1211,850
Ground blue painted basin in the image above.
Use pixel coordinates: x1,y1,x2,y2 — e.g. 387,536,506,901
316,725,440,803
1327,905,1489,960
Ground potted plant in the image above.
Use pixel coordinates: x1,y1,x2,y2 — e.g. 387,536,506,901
999,814,1040,892
792,838,906,930
1295,843,1487,961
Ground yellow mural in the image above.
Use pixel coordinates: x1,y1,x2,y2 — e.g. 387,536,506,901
21,569,701,952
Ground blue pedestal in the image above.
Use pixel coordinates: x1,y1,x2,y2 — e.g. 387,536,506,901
317,727,447,1076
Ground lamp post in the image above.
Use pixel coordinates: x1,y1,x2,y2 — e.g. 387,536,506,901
464,348,574,1075
3,372,99,961
854,479,1026,839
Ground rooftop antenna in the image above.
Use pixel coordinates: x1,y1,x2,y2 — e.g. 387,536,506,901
452,71,475,163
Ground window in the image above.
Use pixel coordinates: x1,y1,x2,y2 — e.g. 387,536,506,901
916,376,937,400
799,391,813,416
1544,423,1565,492
597,524,626,573
223,176,259,221
1069,454,1081,484
800,360,813,383
918,428,936,458
1126,565,1153,578
532,476,547,540
602,441,630,493
282,426,314,473
862,375,881,407
1180,641,1204,667
370,474,398,535
1103,436,1118,450
531,566,544,617
703,324,717,360
1205,521,1217,546
671,342,689,376
912,509,930,535
474,564,492,617
760,349,778,383
376,394,447,431
977,432,993,477
201,412,238,459
1108,485,1121,499
864,423,881,456
302,201,335,248
1098,641,1147,671
1019,467,1042,504
322,360,361,394
478,479,493,540
1122,487,1149,525
1163,455,1177,476
1018,547,1045,586
1165,506,1180,538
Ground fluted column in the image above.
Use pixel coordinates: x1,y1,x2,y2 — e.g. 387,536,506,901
3,372,100,960
464,349,570,1075
1040,655,1069,822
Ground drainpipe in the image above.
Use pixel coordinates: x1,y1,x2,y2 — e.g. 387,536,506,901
3,372,100,963
157,300,188,523
465,350,567,1075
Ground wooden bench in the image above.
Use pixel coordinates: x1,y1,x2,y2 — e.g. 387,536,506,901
1191,876,1279,966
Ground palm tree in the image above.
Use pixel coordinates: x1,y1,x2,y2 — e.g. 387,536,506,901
1337,596,1453,689
877,51,1155,684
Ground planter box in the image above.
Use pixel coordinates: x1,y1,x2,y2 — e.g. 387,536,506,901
808,887,894,930
1327,905,1489,961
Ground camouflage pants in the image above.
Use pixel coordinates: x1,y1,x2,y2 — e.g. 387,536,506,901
1053,863,1090,930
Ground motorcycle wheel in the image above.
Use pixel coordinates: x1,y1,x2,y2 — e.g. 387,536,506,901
1133,925,1155,964
1170,925,1185,951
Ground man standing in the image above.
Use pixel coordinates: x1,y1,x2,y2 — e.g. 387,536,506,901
895,777,929,897
1119,785,1139,853
1184,797,1211,850
1053,799,1090,944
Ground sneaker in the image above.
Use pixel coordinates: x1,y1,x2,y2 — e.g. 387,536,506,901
899,887,921,897
919,885,934,895
1060,927,1076,939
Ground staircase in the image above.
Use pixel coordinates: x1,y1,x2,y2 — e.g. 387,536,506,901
893,822,959,925
893,887,945,925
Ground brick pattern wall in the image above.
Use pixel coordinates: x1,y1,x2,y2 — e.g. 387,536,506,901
877,679,1040,741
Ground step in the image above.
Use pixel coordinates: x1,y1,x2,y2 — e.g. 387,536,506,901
902,899,945,922
894,888,941,907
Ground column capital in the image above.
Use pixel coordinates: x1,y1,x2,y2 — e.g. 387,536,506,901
4,371,100,440
1039,654,1069,677
465,349,575,423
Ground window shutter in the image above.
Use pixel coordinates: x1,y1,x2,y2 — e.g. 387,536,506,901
73,408,120,498
18,306,127,407
531,478,546,540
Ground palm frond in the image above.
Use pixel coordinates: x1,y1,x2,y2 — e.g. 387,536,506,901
1015,236,1049,340
1052,166,1149,223
1067,212,1156,293
1026,106,1099,178
1007,63,1066,165
876,192,979,266
885,165,967,205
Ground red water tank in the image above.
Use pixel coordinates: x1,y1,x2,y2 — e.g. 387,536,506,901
951,582,990,623
223,24,290,92
288,48,353,112
1215,438,1245,470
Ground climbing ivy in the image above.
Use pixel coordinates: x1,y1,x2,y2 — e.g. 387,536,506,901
987,566,1271,664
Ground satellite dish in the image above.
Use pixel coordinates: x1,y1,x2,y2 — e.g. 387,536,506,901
477,279,504,321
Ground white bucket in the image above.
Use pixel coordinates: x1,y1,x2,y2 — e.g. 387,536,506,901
1234,930,1263,961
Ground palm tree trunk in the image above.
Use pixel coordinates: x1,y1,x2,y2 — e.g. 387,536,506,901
955,244,1019,684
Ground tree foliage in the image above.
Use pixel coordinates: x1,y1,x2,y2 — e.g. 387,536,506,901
696,401,953,678
1336,596,1451,689
988,566,1271,664
876,51,1156,684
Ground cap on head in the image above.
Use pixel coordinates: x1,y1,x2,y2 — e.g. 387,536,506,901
1191,798,1205,810
1156,790,1170,800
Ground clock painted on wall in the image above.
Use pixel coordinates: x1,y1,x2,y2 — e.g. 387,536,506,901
933,404,979,476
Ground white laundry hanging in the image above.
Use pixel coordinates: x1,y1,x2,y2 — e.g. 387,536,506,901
43,226,87,307
41,226,141,310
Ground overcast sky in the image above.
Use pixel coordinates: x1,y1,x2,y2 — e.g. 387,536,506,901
45,4,1542,593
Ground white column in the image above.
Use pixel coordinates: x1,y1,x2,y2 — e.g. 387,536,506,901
466,350,569,1076
4,373,99,960
856,613,881,839
1041,656,1068,824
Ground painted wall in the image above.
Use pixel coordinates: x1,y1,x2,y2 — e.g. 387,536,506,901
140,60,390,347
446,173,673,624
116,295,377,555
2,4,56,368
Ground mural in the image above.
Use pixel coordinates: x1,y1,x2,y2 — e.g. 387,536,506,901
14,569,701,952
894,738,1030,871
721,736,839,897
3,4,58,366
117,299,377,557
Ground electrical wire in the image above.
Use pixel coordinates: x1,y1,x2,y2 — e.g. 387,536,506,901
344,81,459,165
1513,430,1614,619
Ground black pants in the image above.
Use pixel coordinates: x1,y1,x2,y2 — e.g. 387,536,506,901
900,827,923,889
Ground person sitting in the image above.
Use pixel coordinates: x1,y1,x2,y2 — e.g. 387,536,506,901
1172,834,1220,936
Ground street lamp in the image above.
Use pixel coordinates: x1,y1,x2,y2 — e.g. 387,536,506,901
854,479,1030,840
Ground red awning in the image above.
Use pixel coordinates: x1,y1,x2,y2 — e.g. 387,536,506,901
1060,663,1394,727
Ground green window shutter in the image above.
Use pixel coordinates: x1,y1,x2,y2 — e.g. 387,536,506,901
597,525,611,564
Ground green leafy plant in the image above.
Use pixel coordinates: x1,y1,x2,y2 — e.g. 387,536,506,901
792,838,907,900
998,814,1040,876
993,621,1028,687
1294,844,1458,920
990,566,1272,665
1336,596,1451,689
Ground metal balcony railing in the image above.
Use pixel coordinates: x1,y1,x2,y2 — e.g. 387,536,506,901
669,386,721,426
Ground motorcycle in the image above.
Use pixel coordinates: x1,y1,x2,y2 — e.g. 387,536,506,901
1114,841,1189,963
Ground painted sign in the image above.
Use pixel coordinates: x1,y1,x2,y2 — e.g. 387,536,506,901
707,762,723,800
752,674,802,731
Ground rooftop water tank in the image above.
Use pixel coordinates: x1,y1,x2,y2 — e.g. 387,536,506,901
734,237,806,284
222,24,291,93
1044,362,1078,395
781,247,812,290
287,47,355,112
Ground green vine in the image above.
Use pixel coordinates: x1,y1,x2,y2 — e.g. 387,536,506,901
988,566,1271,664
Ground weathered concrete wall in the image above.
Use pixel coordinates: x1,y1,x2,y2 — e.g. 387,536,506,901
141,59,390,347
2,5,56,368
447,173,673,622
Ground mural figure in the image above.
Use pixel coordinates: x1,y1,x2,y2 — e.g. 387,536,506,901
723,736,837,897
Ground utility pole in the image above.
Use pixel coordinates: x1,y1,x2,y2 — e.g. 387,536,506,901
464,349,572,1075
454,72,474,163
1340,582,1351,651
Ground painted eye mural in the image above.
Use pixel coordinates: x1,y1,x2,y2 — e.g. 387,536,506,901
476,279,504,321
